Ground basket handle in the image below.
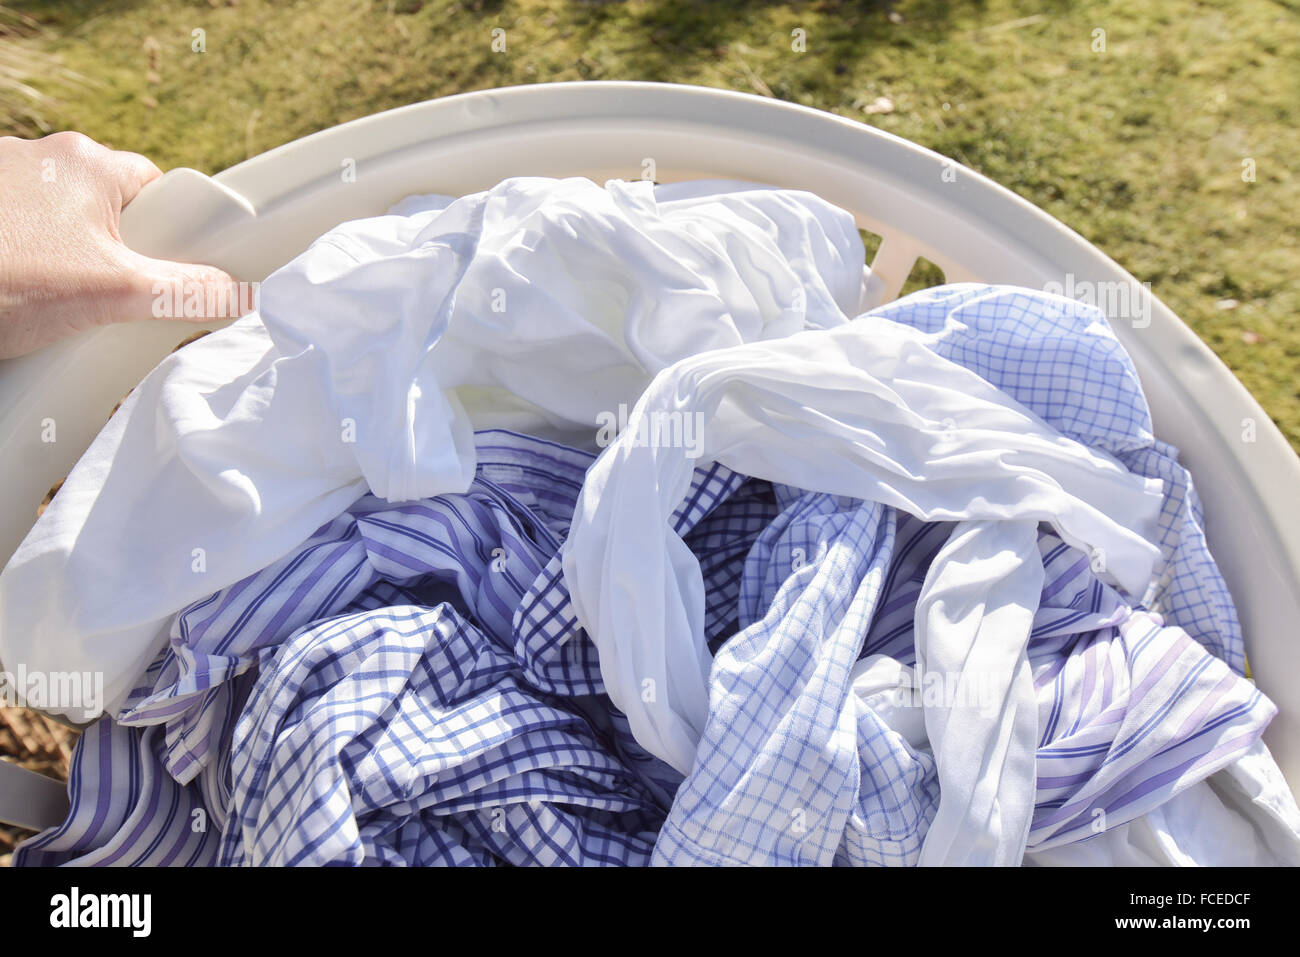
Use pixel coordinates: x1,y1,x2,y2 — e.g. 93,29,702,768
118,166,257,261
0,758,68,832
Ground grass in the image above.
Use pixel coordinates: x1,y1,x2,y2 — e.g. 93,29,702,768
1,0,1297,449
0,4,81,135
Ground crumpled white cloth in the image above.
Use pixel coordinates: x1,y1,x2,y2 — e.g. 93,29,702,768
560,319,1167,819
912,519,1043,865
0,177,866,719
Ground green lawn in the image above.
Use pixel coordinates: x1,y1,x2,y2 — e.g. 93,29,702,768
5,0,1298,450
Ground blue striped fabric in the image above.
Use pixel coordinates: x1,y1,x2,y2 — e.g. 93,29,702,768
11,720,221,866
16,284,1268,867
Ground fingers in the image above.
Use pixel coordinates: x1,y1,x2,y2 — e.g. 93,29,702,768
109,251,253,326
59,134,241,325
82,142,235,323
0,131,247,350
108,150,164,208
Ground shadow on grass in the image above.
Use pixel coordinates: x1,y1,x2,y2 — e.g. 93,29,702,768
615,0,982,80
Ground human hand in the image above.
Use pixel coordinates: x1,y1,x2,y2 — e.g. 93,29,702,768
0,132,244,359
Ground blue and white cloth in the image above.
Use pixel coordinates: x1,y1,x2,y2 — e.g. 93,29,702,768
18,431,766,865
653,502,1267,865
16,285,1287,867
866,285,1243,675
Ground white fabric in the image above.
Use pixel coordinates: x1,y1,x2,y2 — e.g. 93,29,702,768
0,177,867,719
849,654,931,753
913,520,1042,866
560,320,1167,784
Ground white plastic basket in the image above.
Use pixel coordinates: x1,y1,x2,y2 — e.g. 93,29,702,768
2,81,1297,833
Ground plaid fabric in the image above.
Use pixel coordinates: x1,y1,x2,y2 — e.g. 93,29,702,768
655,493,942,866
650,285,1260,865
111,430,597,785
217,605,667,866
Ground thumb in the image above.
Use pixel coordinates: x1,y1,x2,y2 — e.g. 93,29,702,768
116,253,253,324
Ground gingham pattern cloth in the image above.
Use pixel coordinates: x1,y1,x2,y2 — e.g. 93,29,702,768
654,492,942,866
216,605,668,866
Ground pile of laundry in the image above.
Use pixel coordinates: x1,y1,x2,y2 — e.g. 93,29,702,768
2,176,1298,866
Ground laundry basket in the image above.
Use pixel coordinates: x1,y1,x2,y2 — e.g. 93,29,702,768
2,81,1298,834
